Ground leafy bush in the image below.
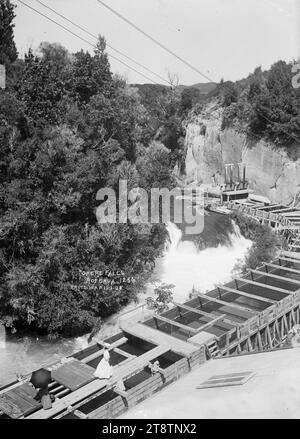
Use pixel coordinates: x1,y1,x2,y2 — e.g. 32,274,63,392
231,212,286,273
146,283,174,314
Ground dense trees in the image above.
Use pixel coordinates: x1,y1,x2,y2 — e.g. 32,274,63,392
180,87,202,113
0,0,17,65
0,3,182,337
219,61,300,148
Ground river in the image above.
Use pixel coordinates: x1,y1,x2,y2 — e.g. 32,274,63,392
0,212,251,387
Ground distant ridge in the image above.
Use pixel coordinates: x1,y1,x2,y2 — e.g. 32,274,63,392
177,82,217,94
133,82,217,96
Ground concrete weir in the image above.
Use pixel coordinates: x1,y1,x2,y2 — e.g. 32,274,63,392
0,200,300,419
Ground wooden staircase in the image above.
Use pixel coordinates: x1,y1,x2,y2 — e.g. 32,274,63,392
206,340,221,359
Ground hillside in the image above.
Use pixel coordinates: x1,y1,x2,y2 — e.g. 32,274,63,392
183,61,300,205
134,81,217,95
177,82,217,94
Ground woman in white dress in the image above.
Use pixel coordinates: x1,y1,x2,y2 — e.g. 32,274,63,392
93,348,112,379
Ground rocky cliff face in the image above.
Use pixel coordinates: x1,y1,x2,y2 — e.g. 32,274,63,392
185,110,300,206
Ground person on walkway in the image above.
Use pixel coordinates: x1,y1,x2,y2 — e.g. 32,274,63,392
16,373,54,410
34,385,55,410
149,360,160,375
93,347,112,380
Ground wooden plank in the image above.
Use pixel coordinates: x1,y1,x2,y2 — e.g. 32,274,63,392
52,359,95,391
0,383,41,419
113,388,128,398
112,347,136,360
290,244,300,249
81,337,128,364
264,263,300,275
74,409,89,419
0,394,24,419
218,284,276,304
279,256,300,265
197,293,258,314
193,314,228,333
266,326,273,348
50,385,64,394
55,389,70,398
95,337,128,349
173,302,238,327
257,331,263,350
3,392,33,415
121,321,198,356
27,379,109,419
111,345,170,383
249,269,300,286
280,211,300,217
0,382,22,396
81,350,103,364
15,387,40,411
281,251,300,260
174,302,215,319
153,314,198,334
16,383,38,400
119,321,198,357
235,277,293,295
256,204,282,211
271,208,298,214
278,226,300,231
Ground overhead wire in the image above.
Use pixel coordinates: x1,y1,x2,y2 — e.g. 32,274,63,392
35,0,171,85
16,0,161,84
95,0,216,84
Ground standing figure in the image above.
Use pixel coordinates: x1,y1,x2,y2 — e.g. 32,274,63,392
94,347,112,379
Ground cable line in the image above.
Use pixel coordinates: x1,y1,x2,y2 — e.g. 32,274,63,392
17,0,160,84
35,0,170,85
95,0,216,83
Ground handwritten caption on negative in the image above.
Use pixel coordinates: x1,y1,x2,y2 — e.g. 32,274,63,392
70,269,135,293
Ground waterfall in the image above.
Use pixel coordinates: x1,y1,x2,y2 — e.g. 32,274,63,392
166,221,183,252
159,221,252,303
0,324,5,349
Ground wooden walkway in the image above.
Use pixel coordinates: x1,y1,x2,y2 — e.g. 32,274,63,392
51,359,95,392
112,344,170,383
27,378,109,419
120,320,199,357
1,196,300,420
124,199,300,359
0,383,41,419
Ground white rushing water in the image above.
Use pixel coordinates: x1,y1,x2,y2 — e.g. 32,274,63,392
152,221,252,302
0,219,252,387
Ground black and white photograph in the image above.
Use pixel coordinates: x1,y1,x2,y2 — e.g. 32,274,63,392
0,0,300,423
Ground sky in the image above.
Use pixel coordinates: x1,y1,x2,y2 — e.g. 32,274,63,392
12,0,299,85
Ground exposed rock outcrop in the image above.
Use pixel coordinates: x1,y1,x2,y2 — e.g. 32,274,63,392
185,110,300,206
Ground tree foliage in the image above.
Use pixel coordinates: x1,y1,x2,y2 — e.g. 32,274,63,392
219,61,300,148
0,0,17,65
0,26,181,336
231,212,286,273
146,283,174,314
